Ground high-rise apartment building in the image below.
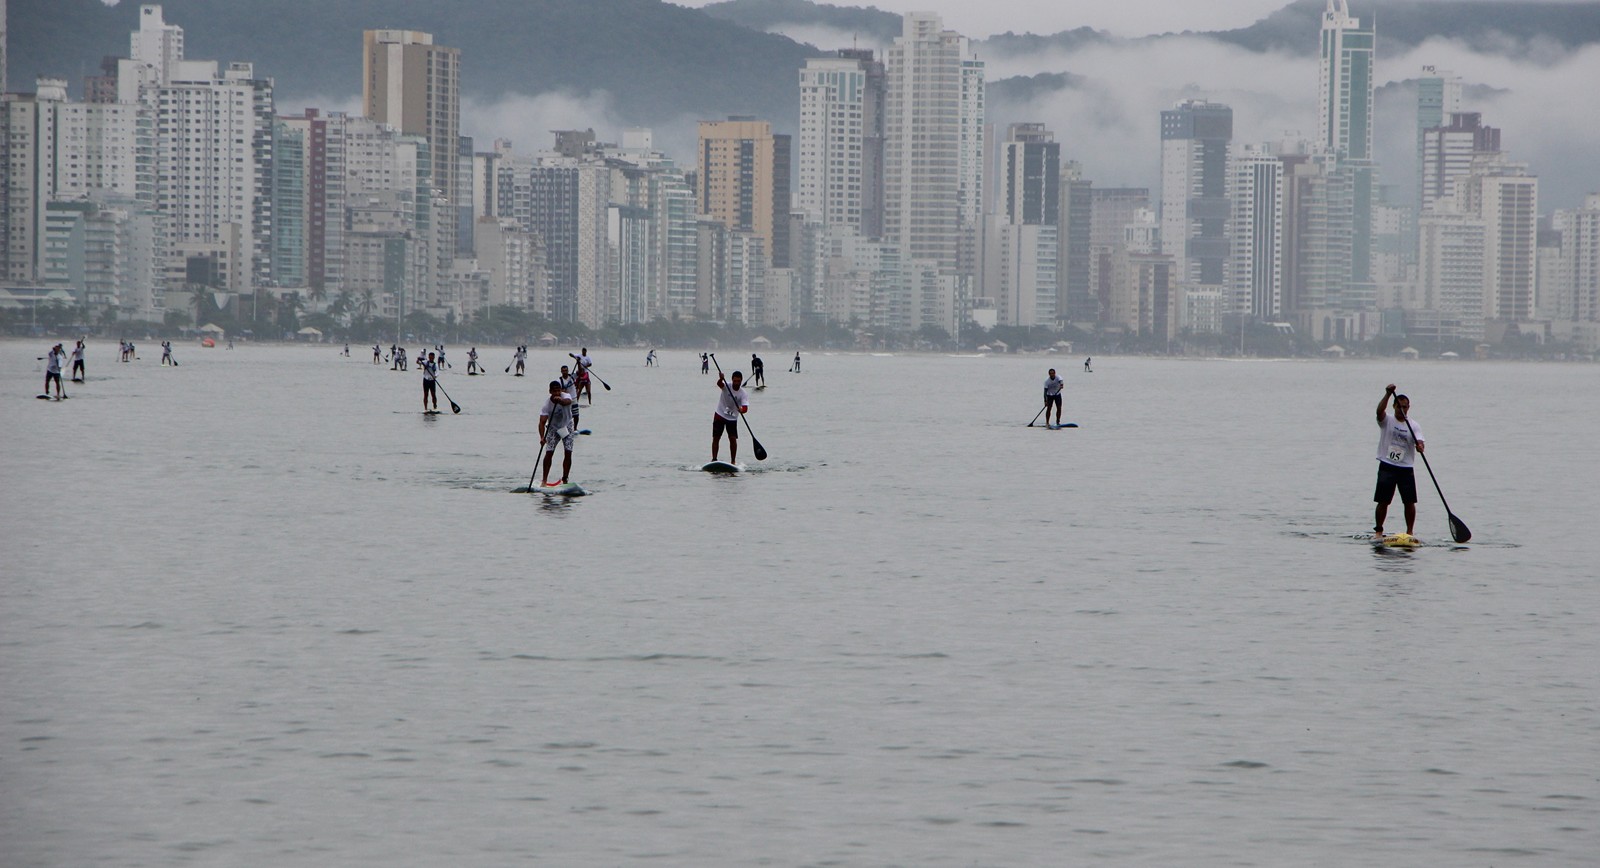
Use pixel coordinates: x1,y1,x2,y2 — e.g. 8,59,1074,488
982,123,1059,326
1230,144,1285,319
1160,100,1233,309
1057,167,1095,324
1551,195,1600,325
362,30,461,243
1,79,147,286
696,117,791,270
1317,0,1376,292
113,6,274,292
1420,112,1499,214
1415,66,1461,220
797,51,885,237
1456,154,1538,325
883,13,984,273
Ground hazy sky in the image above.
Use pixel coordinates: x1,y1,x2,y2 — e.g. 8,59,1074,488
670,0,1593,39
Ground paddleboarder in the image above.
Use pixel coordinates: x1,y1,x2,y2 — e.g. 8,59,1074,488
1043,368,1065,428
1084,357,1092,373
1374,384,1425,538
421,352,440,413
467,347,480,374
558,364,581,432
573,348,594,404
373,343,382,364
42,343,66,398
70,340,86,382
712,370,749,464
538,379,577,486
646,349,657,367
513,345,527,376
701,352,710,374
750,353,765,386
792,351,801,373
160,341,175,366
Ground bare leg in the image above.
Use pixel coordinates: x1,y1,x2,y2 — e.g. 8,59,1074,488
542,449,555,484
728,434,738,464
1374,501,1389,535
561,450,572,483
1403,503,1416,536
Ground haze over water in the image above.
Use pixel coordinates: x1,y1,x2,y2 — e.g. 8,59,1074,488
2,341,1596,865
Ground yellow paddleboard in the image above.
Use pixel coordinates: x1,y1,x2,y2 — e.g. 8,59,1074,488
1377,533,1421,549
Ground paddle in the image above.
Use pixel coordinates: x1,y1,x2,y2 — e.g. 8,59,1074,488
1026,405,1047,427
1403,416,1470,543
570,353,611,391
433,379,462,414
526,439,547,493
709,353,766,461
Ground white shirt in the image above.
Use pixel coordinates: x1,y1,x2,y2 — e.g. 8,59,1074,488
1044,376,1064,396
716,385,748,421
71,345,84,362
1376,412,1423,467
46,350,63,373
540,396,573,433
421,361,437,382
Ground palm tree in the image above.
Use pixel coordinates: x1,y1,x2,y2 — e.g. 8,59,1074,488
359,288,377,321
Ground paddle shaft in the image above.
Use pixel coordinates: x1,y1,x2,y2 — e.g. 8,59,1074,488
709,353,765,460
1403,415,1467,541
1027,405,1047,427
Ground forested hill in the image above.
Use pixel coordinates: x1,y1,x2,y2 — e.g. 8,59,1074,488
10,0,820,124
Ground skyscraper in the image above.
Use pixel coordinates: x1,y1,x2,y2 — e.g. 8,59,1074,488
1317,0,1377,294
696,117,791,270
883,13,984,272
362,30,460,239
1160,100,1233,327
797,51,885,237
1420,112,1499,214
982,123,1059,326
1230,144,1285,319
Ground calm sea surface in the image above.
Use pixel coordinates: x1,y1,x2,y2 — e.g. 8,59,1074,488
2,340,1597,866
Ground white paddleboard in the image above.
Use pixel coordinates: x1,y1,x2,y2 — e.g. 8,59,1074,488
702,460,744,474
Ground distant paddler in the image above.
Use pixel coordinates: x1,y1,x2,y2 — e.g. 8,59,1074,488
467,347,481,374
572,347,595,404
1043,368,1065,427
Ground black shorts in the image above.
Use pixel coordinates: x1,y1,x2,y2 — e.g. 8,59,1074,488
713,415,739,439
45,371,61,385
1374,462,1418,505
423,380,437,398
1045,393,1062,409
72,360,84,373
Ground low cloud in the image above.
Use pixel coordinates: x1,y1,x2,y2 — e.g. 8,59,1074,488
986,34,1600,209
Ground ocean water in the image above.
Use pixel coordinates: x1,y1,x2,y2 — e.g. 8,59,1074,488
2,341,1596,866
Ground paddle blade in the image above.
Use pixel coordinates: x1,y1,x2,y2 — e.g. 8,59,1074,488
601,381,611,391
751,438,767,461
1448,513,1471,544
449,400,462,414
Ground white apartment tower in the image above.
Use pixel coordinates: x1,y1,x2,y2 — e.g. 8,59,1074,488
1160,100,1233,329
117,6,274,292
797,51,885,237
1319,0,1374,162
1229,144,1285,319
883,13,984,271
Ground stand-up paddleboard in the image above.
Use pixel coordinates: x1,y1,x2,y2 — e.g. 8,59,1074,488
702,460,744,474
1044,423,1079,429
753,384,767,391
423,409,442,415
1375,532,1422,549
530,480,587,496
37,394,68,400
